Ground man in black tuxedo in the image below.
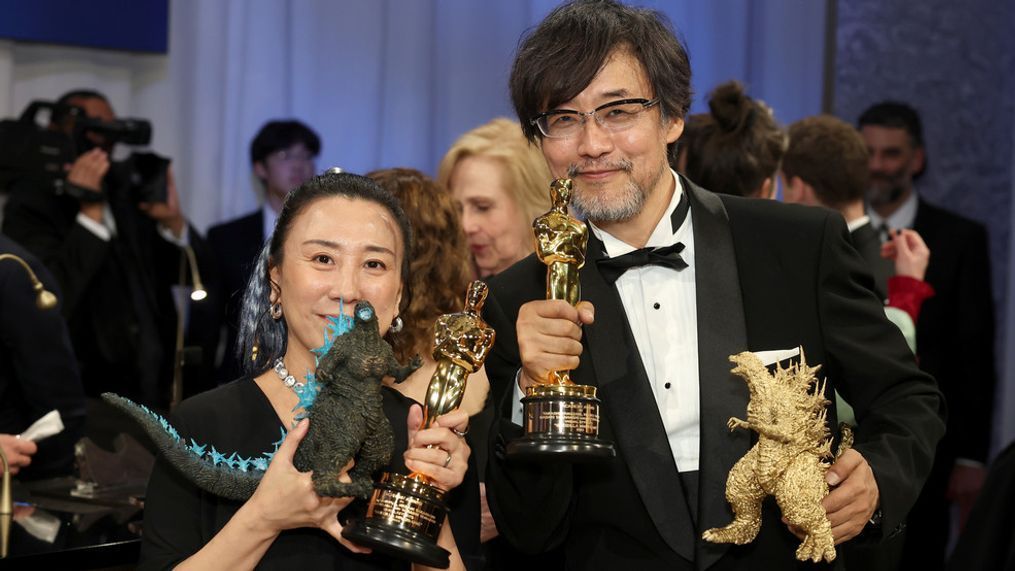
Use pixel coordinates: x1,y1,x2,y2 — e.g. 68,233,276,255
859,101,996,570
482,2,946,569
2,90,213,415
201,120,319,383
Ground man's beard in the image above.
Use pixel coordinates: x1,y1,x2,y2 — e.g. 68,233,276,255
567,159,651,223
867,172,908,206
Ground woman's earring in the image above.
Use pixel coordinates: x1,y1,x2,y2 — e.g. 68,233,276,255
251,344,259,362
270,302,283,320
390,316,403,333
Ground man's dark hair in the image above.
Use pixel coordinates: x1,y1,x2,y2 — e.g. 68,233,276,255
857,101,926,179
857,101,924,148
249,120,322,165
56,89,109,108
510,0,692,154
783,115,869,209
52,89,110,124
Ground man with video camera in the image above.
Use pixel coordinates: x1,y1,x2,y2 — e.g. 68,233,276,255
2,89,213,423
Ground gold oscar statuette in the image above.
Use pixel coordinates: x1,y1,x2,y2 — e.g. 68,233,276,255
506,178,615,460
342,281,495,568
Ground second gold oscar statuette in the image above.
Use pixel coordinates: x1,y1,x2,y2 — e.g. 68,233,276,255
342,281,495,568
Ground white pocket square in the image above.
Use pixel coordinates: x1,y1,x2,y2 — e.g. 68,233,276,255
752,347,801,367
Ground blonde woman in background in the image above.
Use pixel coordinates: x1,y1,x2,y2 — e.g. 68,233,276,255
438,118,552,278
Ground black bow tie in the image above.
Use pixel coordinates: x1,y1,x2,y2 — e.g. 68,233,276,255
597,242,689,284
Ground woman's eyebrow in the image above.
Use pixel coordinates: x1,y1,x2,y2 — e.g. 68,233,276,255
302,239,394,256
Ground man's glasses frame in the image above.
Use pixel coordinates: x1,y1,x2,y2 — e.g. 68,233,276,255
530,97,661,139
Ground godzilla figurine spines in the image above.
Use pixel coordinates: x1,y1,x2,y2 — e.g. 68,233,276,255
100,392,262,501
703,349,850,563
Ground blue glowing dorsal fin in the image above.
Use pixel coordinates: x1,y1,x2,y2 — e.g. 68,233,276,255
311,298,354,359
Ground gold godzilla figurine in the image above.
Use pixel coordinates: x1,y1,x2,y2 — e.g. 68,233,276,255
702,349,853,563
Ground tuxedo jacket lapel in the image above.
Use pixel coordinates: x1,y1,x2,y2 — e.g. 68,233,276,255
850,222,892,300
580,229,697,562
685,182,751,569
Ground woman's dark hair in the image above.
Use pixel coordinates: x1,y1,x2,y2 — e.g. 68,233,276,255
237,171,414,375
679,81,787,198
509,0,692,160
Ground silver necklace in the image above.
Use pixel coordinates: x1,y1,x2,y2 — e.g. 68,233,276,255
273,358,304,391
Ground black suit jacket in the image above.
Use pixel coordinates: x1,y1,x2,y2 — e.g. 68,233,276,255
198,209,267,383
483,180,945,570
849,221,893,302
911,199,995,466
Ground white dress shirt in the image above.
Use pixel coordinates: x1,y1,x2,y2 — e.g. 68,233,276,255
588,170,699,472
76,203,188,246
867,190,918,237
846,214,871,233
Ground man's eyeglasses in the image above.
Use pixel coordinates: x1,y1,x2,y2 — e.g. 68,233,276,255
531,98,661,139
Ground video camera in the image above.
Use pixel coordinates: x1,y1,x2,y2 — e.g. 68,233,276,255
0,100,169,204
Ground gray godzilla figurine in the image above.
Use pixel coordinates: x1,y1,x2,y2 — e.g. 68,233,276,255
103,301,420,501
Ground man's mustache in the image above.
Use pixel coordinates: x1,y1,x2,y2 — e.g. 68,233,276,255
567,160,634,178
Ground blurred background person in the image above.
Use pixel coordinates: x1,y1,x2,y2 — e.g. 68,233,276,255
676,81,786,199
438,118,551,278
201,120,321,385
2,89,213,431
1,233,86,480
782,113,941,571
859,101,996,570
782,114,935,325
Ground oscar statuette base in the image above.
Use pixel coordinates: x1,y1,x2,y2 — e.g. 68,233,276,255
341,472,451,569
506,384,616,461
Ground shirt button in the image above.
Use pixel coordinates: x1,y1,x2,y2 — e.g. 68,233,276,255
664,382,672,389
653,302,661,310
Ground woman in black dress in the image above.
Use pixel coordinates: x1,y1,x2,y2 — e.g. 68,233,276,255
140,172,474,570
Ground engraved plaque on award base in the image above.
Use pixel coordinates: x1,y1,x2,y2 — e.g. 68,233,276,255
341,472,451,568
506,383,615,460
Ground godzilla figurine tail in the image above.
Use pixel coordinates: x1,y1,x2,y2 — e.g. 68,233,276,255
102,393,269,501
